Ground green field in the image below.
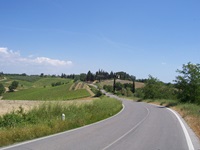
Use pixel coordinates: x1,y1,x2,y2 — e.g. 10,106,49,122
1,76,91,100
3,85,90,100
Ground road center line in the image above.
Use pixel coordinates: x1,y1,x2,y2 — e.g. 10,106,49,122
102,106,150,150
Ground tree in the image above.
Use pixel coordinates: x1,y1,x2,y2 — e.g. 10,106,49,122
0,83,5,96
86,71,94,81
9,81,19,92
40,73,44,77
113,74,116,92
131,76,136,93
80,73,87,81
175,62,200,104
141,75,176,99
143,75,162,99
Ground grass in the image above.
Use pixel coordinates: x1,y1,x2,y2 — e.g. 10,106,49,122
137,98,200,140
8,75,41,82
33,78,70,88
2,75,71,89
3,84,90,100
2,76,91,100
0,97,122,147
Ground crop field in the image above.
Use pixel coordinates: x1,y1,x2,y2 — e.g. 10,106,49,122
1,76,91,100
3,85,90,100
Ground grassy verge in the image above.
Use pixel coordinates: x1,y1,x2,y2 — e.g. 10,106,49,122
137,98,200,140
0,97,122,147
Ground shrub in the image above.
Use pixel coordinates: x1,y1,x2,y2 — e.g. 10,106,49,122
140,75,176,100
8,81,19,92
95,90,102,97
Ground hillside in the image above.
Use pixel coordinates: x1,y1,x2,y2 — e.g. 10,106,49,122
1,75,92,100
99,79,145,89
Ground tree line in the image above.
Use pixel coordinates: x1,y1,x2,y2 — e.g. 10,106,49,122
2,62,199,105
61,70,135,82
135,62,200,105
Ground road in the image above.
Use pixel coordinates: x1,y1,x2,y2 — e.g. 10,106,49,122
1,93,199,150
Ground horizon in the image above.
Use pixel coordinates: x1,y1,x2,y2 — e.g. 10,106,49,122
0,0,200,83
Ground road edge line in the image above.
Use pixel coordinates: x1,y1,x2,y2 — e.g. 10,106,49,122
167,108,194,150
0,104,125,150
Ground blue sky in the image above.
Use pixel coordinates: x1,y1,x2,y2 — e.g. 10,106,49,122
0,0,200,82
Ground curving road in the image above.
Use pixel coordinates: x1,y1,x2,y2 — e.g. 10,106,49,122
1,94,200,150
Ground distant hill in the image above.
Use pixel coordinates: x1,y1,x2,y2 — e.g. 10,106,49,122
99,79,144,89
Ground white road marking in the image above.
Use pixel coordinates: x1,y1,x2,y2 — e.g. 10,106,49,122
102,106,150,150
0,104,125,150
167,108,194,150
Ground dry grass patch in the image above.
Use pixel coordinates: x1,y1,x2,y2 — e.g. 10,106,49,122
100,79,144,89
142,99,200,140
0,99,94,116
173,106,200,140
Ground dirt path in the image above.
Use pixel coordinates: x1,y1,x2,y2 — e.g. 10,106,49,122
85,85,95,97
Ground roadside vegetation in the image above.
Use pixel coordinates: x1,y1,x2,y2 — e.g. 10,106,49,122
133,62,200,139
0,97,122,147
0,72,123,147
1,63,200,144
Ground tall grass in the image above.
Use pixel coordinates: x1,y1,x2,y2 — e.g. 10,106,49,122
0,97,122,147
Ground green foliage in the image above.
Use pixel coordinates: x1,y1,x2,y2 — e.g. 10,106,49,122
136,75,176,100
9,75,41,82
94,89,102,97
89,85,102,97
80,73,87,81
103,85,113,92
175,62,200,104
0,98,122,147
115,82,123,91
34,78,68,87
103,82,135,97
0,83,5,96
8,81,19,92
86,71,95,81
134,88,144,98
51,81,63,87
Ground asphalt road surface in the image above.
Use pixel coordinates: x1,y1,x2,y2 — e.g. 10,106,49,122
1,94,200,150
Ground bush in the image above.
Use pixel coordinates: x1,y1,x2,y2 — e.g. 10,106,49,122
95,90,102,97
9,81,19,92
103,85,113,92
134,88,144,98
141,75,176,100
